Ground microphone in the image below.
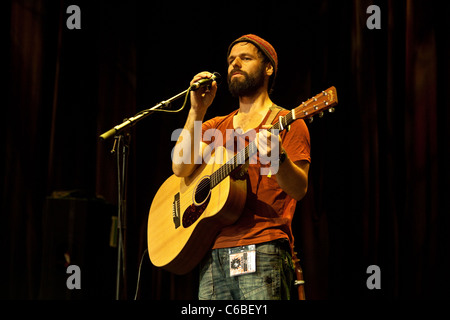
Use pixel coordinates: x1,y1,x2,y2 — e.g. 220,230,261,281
190,72,221,91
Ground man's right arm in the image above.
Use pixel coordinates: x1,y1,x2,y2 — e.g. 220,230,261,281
172,72,218,177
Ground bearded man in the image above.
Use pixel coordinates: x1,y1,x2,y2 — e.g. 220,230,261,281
172,34,311,300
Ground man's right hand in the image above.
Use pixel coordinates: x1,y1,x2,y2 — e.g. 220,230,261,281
189,71,218,117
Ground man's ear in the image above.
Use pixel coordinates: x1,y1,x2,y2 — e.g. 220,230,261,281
266,63,274,77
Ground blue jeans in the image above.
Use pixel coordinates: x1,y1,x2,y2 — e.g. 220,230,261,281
198,239,294,300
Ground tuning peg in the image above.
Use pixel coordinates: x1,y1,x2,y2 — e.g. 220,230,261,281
308,117,314,123
328,107,335,113
318,112,324,118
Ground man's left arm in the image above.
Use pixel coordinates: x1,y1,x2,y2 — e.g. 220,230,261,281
256,128,310,201
274,152,310,201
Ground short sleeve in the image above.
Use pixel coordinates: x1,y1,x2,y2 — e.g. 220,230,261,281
279,117,311,164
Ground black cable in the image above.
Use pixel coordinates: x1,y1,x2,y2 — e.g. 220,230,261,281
133,248,148,300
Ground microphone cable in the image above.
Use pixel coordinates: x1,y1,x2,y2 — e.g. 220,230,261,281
133,248,148,300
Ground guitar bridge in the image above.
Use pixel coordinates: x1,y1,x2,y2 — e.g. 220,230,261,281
173,193,180,229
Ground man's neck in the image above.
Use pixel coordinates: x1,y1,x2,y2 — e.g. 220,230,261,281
238,87,273,115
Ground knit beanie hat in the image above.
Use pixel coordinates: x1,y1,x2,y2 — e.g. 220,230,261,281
227,34,278,78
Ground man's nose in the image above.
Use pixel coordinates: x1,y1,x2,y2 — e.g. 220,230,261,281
230,57,242,69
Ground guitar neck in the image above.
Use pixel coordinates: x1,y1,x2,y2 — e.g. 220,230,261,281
210,86,337,189
209,141,254,189
209,110,294,188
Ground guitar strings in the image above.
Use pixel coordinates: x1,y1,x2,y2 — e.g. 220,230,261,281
176,182,212,216
174,131,267,211
175,113,291,212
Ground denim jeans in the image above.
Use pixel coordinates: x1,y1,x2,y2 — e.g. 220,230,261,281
198,239,294,300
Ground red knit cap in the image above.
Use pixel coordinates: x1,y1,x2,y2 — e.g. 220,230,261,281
227,34,278,77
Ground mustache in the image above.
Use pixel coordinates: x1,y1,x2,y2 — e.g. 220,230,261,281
227,69,249,81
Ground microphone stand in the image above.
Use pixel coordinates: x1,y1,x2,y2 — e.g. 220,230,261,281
99,87,190,300
99,89,189,141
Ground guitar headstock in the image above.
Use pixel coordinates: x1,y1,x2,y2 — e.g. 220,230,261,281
293,86,338,122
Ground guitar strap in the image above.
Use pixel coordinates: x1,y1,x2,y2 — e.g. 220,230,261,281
261,104,286,130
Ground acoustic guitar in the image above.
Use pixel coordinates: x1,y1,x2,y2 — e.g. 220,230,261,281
147,86,338,274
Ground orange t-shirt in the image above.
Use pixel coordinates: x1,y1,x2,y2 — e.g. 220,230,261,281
201,106,311,250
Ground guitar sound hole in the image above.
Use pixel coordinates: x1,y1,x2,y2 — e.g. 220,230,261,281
194,177,211,205
182,177,211,228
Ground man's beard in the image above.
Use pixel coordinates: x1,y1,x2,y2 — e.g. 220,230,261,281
227,65,266,98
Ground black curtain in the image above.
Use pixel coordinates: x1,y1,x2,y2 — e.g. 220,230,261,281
3,0,449,300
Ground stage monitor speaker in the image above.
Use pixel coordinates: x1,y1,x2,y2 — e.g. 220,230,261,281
38,191,116,299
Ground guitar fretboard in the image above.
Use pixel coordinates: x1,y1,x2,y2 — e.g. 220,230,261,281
209,110,294,189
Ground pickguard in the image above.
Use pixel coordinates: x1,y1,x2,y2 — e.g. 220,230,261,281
182,194,211,228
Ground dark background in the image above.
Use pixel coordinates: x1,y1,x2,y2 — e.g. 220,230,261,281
2,0,450,300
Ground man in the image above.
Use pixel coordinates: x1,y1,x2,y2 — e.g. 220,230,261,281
172,34,311,299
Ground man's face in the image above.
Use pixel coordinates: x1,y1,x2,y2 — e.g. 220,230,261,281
227,42,268,97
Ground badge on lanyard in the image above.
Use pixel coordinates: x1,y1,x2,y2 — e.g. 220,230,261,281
229,244,256,277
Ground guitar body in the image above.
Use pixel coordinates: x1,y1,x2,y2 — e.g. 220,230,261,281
147,146,247,275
